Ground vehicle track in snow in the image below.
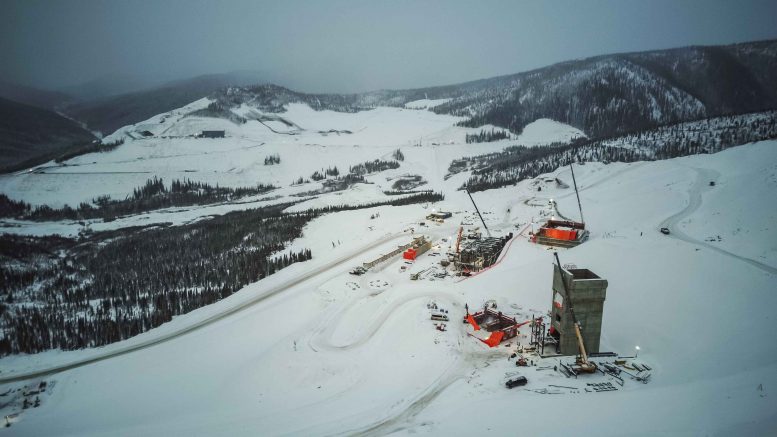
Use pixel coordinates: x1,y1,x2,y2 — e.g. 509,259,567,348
310,291,463,352
306,287,508,436
347,360,465,436
0,232,410,384
342,330,507,436
660,166,777,275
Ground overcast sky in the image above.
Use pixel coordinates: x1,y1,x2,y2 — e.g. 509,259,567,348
3,0,777,94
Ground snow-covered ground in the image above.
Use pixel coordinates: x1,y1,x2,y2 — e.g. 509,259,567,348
0,102,584,229
1,99,776,435
404,98,450,109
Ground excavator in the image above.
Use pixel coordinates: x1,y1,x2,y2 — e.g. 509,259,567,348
554,252,597,374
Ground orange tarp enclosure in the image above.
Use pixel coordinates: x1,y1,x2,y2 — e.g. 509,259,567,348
466,314,480,330
544,228,578,240
480,331,505,347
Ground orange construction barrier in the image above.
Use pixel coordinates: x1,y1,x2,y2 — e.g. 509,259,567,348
481,331,505,347
466,314,480,331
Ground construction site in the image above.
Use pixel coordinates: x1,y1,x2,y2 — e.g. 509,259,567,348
344,161,651,396
455,251,652,390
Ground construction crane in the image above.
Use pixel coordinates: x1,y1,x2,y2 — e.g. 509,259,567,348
554,252,596,373
569,163,585,225
465,189,492,237
455,226,463,254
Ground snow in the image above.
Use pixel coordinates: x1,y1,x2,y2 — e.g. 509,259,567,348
517,118,586,145
1,96,776,435
404,98,450,109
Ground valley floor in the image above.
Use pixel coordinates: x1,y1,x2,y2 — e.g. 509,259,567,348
1,139,775,435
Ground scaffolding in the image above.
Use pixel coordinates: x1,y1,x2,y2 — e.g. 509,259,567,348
457,235,511,271
530,316,558,356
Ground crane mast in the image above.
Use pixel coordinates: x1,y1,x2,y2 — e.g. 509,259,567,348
570,163,585,225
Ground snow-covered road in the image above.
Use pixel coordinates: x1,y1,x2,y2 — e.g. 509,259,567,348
0,231,410,383
660,166,777,275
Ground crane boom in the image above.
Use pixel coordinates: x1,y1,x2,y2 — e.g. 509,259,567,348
569,163,585,225
465,189,491,237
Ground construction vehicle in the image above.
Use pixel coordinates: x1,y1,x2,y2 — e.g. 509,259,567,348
554,252,597,374
505,376,528,388
431,311,449,321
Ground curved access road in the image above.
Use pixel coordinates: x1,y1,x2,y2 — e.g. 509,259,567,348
310,291,463,352
660,166,777,276
0,232,410,384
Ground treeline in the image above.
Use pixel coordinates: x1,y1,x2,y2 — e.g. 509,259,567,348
0,190,445,356
391,175,426,191
1,177,276,222
349,159,400,175
54,139,125,164
311,166,340,181
303,191,444,214
294,157,402,192
187,101,247,124
465,128,510,143
452,111,777,192
383,189,434,196
264,154,281,165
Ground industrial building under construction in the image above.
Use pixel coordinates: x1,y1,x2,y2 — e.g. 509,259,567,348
532,163,590,248
445,189,512,273
457,234,512,272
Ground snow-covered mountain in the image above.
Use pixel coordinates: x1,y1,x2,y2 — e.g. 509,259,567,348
40,39,777,144
0,97,96,172
64,71,273,136
199,39,777,139
430,40,777,137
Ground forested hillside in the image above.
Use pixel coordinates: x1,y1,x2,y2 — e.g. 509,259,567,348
452,110,777,192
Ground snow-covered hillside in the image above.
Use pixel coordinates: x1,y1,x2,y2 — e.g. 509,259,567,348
1,125,775,435
0,102,581,209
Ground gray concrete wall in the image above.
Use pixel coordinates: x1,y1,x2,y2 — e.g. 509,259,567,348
550,265,608,356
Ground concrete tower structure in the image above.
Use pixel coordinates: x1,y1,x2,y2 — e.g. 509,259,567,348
550,264,608,356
